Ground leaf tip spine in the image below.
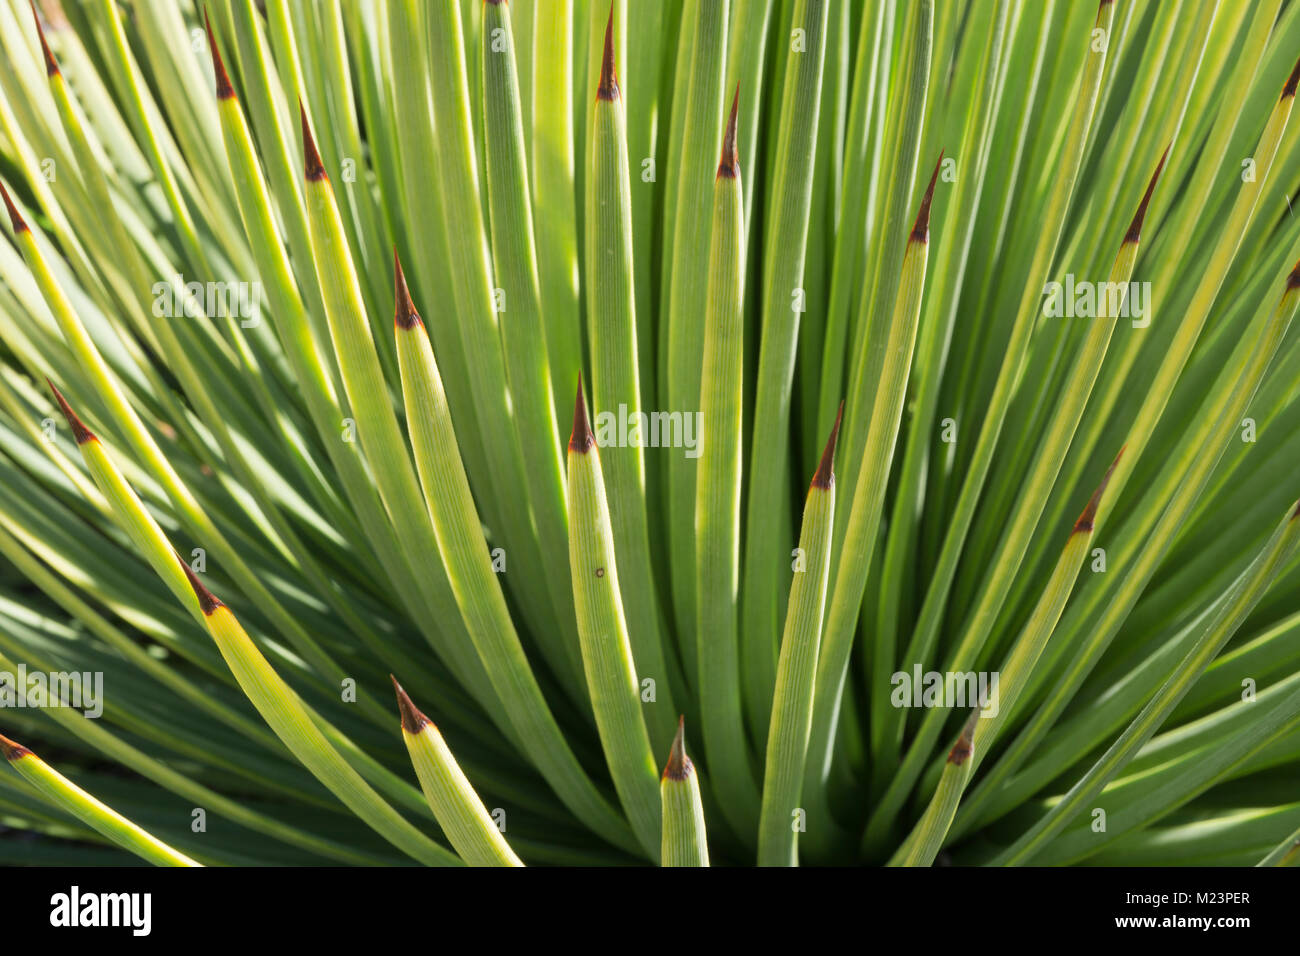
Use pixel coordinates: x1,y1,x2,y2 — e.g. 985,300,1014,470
1124,144,1170,244
663,715,693,780
0,180,30,234
1074,445,1125,534
811,400,843,490
203,7,235,101
390,676,431,734
1284,54,1300,101
179,558,224,617
1286,258,1300,291
300,101,327,182
46,380,97,444
28,0,60,77
393,249,422,330
910,150,943,243
597,4,619,101
569,375,595,454
718,84,740,179
0,730,32,762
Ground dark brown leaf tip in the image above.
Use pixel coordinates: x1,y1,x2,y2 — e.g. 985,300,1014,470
1286,258,1300,291
717,84,740,179
569,375,595,454
0,180,30,234
1284,54,1300,100
393,250,422,330
0,730,32,762
47,380,97,444
811,401,843,490
29,0,60,76
597,4,619,101
946,712,978,766
910,150,944,242
204,8,235,100
1074,445,1125,534
300,101,327,182
1290,499,1300,521
391,676,431,734
663,715,693,780
179,557,224,616
1124,144,1170,244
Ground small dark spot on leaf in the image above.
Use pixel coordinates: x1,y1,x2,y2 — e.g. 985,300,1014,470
595,567,605,578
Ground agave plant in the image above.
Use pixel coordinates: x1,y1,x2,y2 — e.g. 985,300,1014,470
0,0,1298,870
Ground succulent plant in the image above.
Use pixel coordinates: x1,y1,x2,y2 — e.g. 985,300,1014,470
0,0,1299,869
